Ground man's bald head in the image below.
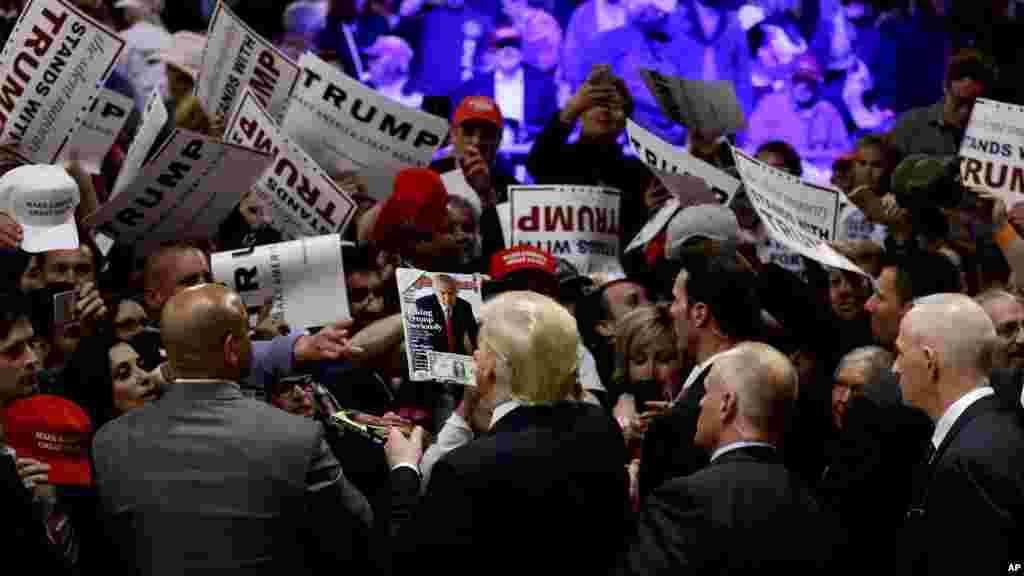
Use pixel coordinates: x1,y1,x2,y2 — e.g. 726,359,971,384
162,284,251,381
904,293,997,375
896,293,997,419
696,343,799,451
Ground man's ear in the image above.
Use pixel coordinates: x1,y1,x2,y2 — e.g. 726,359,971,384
692,302,709,329
923,346,940,382
720,389,737,423
224,333,241,371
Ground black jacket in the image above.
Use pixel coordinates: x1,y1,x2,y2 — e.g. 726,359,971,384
619,445,836,574
906,395,1024,575
389,402,630,575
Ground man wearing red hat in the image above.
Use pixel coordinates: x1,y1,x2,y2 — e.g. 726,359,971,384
431,96,518,211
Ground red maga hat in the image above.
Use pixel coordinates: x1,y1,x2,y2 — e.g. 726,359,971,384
2,395,93,487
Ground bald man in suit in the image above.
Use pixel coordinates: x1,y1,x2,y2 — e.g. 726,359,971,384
897,294,1024,576
619,343,835,574
93,284,373,576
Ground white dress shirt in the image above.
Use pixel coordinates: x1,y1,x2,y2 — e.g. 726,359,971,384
674,347,740,402
710,440,776,463
490,399,525,430
494,68,525,126
931,386,995,453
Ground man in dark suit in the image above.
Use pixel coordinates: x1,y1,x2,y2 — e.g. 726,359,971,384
895,293,1024,575
619,343,835,574
639,251,761,500
415,273,477,356
452,27,558,141
92,284,374,576
385,291,630,575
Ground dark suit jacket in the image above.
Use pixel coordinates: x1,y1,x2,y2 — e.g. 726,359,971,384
390,402,630,575
92,381,374,576
415,294,478,356
619,445,835,575
452,66,559,137
990,367,1024,412
907,395,1024,575
639,364,713,501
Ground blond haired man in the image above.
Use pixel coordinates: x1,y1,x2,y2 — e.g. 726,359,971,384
385,292,629,575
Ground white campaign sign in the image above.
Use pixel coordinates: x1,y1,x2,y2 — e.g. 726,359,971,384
627,119,741,205
509,185,621,274
732,148,865,275
212,234,350,329
959,98,1024,207
85,129,272,255
58,88,132,173
109,89,167,200
283,53,449,200
0,0,126,162
196,1,301,123
226,88,357,238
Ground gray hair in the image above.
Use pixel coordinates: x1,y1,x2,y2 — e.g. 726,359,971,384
834,346,894,384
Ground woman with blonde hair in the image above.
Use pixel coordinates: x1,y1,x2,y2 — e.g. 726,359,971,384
612,304,683,436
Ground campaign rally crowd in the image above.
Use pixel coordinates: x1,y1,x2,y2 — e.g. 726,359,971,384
1,0,1023,574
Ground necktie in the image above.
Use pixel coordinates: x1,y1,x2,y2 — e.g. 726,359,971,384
446,307,455,353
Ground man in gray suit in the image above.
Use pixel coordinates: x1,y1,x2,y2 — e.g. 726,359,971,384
93,284,374,575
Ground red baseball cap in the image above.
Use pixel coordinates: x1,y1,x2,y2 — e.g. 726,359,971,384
453,96,503,131
2,395,93,487
371,168,449,250
490,246,558,280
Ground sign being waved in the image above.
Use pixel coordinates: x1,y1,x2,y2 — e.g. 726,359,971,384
282,52,449,200
0,0,126,162
196,1,301,124
959,98,1024,208
211,234,350,329
226,87,357,239
732,148,865,275
85,126,272,256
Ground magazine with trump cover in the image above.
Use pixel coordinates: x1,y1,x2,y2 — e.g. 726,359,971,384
396,268,482,386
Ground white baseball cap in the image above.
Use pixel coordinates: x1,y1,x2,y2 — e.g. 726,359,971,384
0,165,80,253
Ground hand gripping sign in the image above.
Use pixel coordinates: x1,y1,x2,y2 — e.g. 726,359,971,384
0,0,126,162
226,87,357,239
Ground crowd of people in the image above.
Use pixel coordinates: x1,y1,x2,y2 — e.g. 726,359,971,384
0,0,1023,575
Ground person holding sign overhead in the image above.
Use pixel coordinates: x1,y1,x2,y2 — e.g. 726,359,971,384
526,66,650,247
